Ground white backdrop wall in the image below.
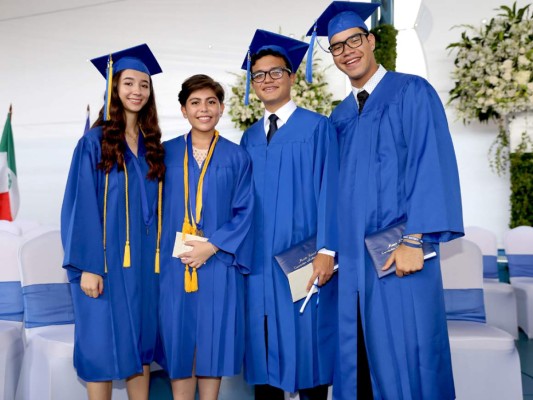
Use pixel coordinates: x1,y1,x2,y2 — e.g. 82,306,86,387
0,0,522,245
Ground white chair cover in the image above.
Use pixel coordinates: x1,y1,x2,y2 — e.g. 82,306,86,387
0,220,22,236
0,231,24,400
465,226,519,338
504,226,533,338
441,239,522,400
11,219,41,236
15,229,127,399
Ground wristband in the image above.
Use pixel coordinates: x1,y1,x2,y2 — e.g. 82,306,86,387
209,243,218,256
402,235,423,243
401,240,423,249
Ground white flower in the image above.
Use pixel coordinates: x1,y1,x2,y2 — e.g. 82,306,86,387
502,59,514,71
449,4,533,123
515,70,531,85
518,55,530,66
488,76,499,85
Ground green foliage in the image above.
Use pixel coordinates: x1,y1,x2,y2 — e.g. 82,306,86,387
370,24,398,71
510,134,533,227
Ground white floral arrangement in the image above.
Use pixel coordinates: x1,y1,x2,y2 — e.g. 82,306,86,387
228,54,334,132
447,2,533,173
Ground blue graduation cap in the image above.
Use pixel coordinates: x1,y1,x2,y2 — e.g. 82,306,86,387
305,1,380,82
241,30,309,105
90,43,162,120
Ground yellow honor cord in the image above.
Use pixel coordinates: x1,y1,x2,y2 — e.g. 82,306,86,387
105,55,113,121
103,173,109,273
155,180,162,273
181,130,220,292
123,164,131,267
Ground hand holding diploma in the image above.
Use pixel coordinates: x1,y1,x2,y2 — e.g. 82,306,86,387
300,263,338,313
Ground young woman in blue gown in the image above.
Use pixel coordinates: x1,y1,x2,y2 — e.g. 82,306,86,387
61,44,165,400
158,74,254,400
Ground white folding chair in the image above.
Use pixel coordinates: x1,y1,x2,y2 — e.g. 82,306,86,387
441,238,522,400
15,229,128,400
0,230,24,400
465,226,518,338
504,225,533,338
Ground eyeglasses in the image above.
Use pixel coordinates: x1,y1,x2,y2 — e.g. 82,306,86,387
328,33,369,56
251,67,292,83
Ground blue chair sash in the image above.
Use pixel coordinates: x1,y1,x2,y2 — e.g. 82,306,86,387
507,254,533,278
483,255,499,279
22,283,74,328
444,288,486,323
0,281,23,321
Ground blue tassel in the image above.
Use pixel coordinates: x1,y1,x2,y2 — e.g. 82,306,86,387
306,24,317,83
244,50,251,106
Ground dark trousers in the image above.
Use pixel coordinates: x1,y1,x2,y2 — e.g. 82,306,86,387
254,384,329,400
357,294,374,399
256,315,329,400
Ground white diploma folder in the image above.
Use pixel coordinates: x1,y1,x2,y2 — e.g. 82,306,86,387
172,232,208,258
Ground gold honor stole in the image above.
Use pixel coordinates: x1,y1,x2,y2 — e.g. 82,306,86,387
181,131,219,292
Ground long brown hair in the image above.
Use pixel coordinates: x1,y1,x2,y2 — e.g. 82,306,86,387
94,70,165,180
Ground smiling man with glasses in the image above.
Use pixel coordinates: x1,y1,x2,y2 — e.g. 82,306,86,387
239,29,339,400
308,2,464,400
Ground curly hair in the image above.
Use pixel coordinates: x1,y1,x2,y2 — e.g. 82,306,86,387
94,70,165,180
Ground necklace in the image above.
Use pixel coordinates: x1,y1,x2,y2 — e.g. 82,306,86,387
126,132,138,144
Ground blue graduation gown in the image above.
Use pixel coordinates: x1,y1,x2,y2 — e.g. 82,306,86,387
241,107,339,392
330,72,464,400
158,134,254,379
61,127,162,382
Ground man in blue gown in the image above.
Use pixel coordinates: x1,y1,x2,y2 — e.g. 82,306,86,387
308,2,464,399
240,30,339,400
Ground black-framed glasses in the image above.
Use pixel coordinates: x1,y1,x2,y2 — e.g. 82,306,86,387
328,33,369,56
251,67,292,83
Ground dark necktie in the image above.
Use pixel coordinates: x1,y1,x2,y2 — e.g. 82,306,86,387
267,114,279,144
357,90,369,113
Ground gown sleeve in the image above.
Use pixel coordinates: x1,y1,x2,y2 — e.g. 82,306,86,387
208,151,254,274
401,77,464,242
314,117,339,252
61,134,105,281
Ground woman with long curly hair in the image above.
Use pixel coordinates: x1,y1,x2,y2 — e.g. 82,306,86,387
61,44,165,400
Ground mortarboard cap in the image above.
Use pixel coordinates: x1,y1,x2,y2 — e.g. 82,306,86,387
241,30,309,105
90,43,162,120
307,1,380,41
304,2,380,83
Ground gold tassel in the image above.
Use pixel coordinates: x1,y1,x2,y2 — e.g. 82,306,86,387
190,267,198,292
123,164,131,268
154,249,160,274
123,240,131,267
184,265,192,292
182,221,195,236
155,180,162,274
